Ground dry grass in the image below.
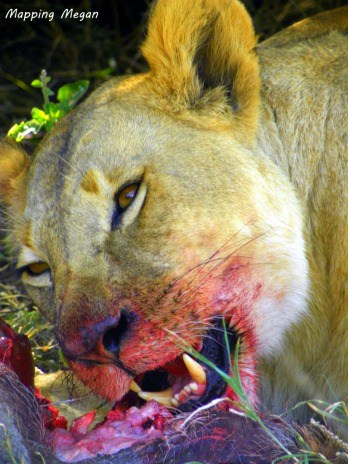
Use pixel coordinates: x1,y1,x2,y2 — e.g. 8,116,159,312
0,278,61,372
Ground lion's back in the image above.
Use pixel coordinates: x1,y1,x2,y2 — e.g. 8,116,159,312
259,6,348,48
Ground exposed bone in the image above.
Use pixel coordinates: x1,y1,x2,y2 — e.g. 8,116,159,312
182,354,207,384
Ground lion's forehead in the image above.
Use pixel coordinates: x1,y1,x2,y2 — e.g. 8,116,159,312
26,100,216,201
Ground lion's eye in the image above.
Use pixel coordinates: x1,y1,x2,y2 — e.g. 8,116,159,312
117,183,139,211
111,180,146,230
112,182,140,230
17,260,52,287
26,262,50,276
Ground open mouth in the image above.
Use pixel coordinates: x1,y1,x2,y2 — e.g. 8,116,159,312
46,317,240,462
126,316,238,412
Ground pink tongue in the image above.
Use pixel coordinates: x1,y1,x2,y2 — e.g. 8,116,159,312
46,401,172,463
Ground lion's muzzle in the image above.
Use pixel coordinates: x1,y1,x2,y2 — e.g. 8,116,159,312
56,307,139,377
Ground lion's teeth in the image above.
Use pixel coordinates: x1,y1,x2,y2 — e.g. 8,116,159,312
138,388,173,407
139,392,172,408
139,387,173,398
170,398,179,407
189,382,198,391
129,380,141,393
138,393,172,407
182,353,206,384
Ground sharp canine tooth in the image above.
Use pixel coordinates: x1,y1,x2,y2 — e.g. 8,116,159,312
129,380,141,393
138,388,173,406
138,390,173,407
171,398,179,407
139,387,173,398
182,354,206,384
189,382,198,391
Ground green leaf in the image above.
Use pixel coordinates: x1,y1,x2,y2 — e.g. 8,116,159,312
43,102,61,117
91,67,115,78
44,120,56,132
43,87,55,98
42,102,66,132
57,80,89,111
10,75,90,141
31,107,49,124
31,79,42,88
7,120,43,142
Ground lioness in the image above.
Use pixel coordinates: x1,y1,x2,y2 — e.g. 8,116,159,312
0,0,347,434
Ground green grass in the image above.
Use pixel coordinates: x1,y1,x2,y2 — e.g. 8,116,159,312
0,282,61,373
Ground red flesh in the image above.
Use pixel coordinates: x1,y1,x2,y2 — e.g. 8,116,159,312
46,401,172,462
0,317,34,388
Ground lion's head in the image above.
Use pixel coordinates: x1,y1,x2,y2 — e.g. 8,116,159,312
0,0,308,413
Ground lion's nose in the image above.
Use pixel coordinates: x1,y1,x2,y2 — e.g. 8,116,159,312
102,310,131,356
58,308,136,360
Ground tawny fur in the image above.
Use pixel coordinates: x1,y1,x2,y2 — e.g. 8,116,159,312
0,139,29,211
0,0,347,425
256,12,348,414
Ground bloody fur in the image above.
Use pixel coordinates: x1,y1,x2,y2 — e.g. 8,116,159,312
59,242,260,405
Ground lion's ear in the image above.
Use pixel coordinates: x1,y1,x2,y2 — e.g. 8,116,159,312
0,139,30,212
142,0,260,140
